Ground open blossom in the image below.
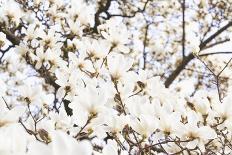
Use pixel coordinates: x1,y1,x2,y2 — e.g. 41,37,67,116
130,115,158,138
28,131,92,155
23,24,39,42
68,52,95,72
38,29,63,49
191,91,210,115
85,39,110,60
34,46,48,69
55,68,78,100
0,105,25,128
100,20,130,53
0,99,27,154
0,124,28,155
69,85,107,116
19,85,43,106
69,0,94,26
102,140,128,155
183,111,217,151
0,0,24,26
67,20,83,37
213,95,232,119
0,32,6,47
107,53,134,81
105,114,128,135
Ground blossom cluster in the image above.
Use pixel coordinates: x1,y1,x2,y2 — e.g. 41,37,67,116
0,0,232,155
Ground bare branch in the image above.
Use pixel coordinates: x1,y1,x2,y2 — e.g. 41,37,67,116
93,0,113,33
0,26,20,45
203,38,230,50
143,24,149,70
181,0,186,58
199,51,232,57
164,21,232,88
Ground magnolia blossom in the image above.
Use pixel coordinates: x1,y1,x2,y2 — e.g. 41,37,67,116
28,131,92,155
0,124,28,155
0,32,6,47
67,20,83,37
183,111,217,152
107,53,134,81
19,85,43,106
0,0,24,26
55,68,78,100
100,20,130,53
130,115,158,138
69,85,107,116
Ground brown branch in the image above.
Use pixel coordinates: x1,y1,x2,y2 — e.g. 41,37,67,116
164,21,232,88
199,22,232,49
164,53,194,88
105,0,151,19
203,38,230,50
199,51,232,57
182,0,186,58
2,97,11,110
0,27,20,45
196,55,232,102
143,24,149,70
0,45,15,63
93,0,113,33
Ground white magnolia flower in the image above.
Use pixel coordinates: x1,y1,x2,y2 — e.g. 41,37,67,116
130,115,158,138
0,106,25,127
69,85,107,116
102,140,118,155
183,111,217,152
157,110,183,138
0,32,6,47
55,68,78,100
67,20,83,37
28,130,92,155
102,140,127,155
85,39,110,60
23,24,38,42
69,0,94,26
0,124,28,155
107,53,133,81
38,29,63,49
100,19,130,53
49,107,72,131
105,114,128,135
68,52,95,72
0,0,24,26
191,91,210,115
34,46,48,69
19,84,42,106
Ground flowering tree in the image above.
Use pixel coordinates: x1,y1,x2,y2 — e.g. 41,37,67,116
1,0,232,154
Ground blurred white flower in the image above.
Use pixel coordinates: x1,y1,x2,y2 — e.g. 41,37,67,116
107,53,133,81
0,0,24,26
0,32,6,47
130,115,158,138
28,130,92,155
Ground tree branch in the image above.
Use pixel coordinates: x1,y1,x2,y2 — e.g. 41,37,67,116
93,0,113,33
143,24,149,70
199,51,232,57
0,26,20,45
182,0,186,58
164,21,232,88
105,0,150,19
